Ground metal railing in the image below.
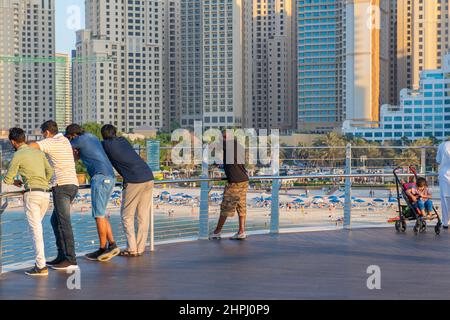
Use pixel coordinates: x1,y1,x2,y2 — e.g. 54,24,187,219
0,170,440,273
0,144,442,273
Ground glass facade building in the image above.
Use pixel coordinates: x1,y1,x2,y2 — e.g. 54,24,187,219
344,55,450,142
297,0,345,133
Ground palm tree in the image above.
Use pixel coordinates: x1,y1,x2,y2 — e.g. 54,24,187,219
381,140,402,167
312,132,346,168
349,137,383,169
410,137,437,172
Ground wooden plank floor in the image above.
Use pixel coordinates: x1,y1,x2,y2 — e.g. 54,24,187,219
1,227,450,300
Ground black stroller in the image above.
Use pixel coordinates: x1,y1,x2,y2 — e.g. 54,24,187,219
393,166,442,235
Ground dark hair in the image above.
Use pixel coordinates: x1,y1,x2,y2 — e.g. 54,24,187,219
9,128,26,143
101,124,117,140
416,177,427,187
65,124,85,137
40,120,59,135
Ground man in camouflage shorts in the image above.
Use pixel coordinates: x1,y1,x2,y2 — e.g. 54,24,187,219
221,182,249,219
210,132,249,240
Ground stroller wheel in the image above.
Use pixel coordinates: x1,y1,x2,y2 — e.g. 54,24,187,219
395,221,401,232
413,224,419,233
420,221,427,233
401,221,407,232
435,225,441,235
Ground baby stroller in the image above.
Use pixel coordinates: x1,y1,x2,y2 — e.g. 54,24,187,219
393,166,442,235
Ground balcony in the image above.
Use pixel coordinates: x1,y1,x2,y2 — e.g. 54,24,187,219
0,145,447,299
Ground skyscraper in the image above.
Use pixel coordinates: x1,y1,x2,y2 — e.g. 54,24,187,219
345,0,392,125
244,0,297,131
0,0,55,134
397,0,450,92
55,53,72,130
297,0,393,133
73,0,164,133
162,0,181,131
180,0,203,128
202,0,244,130
297,0,346,133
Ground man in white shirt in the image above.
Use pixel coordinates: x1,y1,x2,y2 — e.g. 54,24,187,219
437,140,450,228
29,120,80,270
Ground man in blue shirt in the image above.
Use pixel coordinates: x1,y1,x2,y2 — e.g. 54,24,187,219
65,124,120,262
101,125,154,256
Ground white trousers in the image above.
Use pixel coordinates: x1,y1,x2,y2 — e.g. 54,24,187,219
440,188,450,227
24,191,50,269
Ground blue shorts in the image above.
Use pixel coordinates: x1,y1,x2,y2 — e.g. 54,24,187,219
413,198,433,213
91,174,116,218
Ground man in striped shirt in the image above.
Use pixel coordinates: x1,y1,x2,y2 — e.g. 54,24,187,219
29,120,79,270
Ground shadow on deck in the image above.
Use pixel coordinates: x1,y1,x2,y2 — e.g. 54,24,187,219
1,227,449,300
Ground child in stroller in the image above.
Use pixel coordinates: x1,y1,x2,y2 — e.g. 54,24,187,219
405,177,433,220
393,166,442,234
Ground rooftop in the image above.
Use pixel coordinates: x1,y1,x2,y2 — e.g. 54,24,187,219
1,227,449,300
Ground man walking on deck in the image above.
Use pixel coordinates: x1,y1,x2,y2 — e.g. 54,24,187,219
65,124,120,261
4,128,53,276
29,120,79,270
209,131,249,240
101,125,154,256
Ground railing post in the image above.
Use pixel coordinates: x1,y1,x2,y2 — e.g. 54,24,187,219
344,143,352,229
421,147,426,175
199,145,210,240
270,132,280,234
149,188,155,252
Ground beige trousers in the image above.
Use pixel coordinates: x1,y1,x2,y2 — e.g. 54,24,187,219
121,181,154,253
24,191,50,269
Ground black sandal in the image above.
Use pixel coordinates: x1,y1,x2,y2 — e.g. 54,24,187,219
119,250,138,257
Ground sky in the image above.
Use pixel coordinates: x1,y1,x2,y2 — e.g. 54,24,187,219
55,0,85,54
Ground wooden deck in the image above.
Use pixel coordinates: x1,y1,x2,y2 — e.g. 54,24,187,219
1,227,450,300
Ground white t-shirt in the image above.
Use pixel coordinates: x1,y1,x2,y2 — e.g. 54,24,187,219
37,133,79,187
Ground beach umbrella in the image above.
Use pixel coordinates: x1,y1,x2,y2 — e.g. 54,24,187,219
339,195,356,200
313,196,323,199
264,196,272,201
111,194,120,199
330,199,341,203
182,195,193,199
373,198,385,203
388,198,397,203
354,199,365,203
293,198,304,203
313,198,324,204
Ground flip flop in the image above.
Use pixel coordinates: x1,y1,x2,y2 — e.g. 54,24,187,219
119,250,138,257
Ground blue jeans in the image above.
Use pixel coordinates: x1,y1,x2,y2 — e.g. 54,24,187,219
91,174,116,218
51,184,79,264
416,199,433,213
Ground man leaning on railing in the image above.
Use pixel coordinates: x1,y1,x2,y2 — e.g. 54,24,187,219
101,124,154,257
29,120,80,271
3,128,53,277
209,131,250,241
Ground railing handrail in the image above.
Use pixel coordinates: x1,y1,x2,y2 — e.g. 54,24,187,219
0,172,439,200
0,169,443,272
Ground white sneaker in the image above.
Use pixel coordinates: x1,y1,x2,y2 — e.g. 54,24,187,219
230,232,247,240
209,231,222,240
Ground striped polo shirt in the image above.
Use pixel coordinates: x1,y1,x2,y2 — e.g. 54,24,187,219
37,133,79,187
